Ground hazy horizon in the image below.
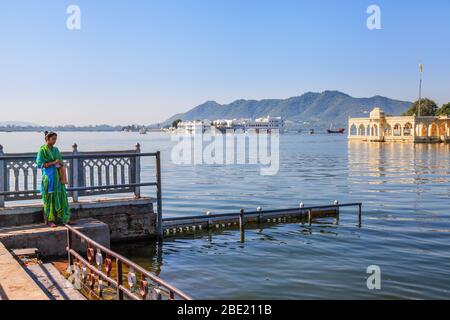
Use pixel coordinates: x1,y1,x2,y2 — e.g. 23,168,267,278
0,89,414,126
1,0,449,126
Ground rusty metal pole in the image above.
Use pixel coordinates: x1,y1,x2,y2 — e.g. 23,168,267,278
116,258,124,300
358,203,362,227
66,227,73,269
256,206,262,225
334,200,340,225
239,208,245,243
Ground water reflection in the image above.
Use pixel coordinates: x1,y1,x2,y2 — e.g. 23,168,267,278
348,141,450,187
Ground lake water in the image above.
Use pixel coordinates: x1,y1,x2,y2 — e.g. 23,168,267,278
1,131,450,299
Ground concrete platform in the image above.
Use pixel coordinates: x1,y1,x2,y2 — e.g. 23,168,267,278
27,263,86,300
0,218,110,257
0,242,49,300
0,197,155,241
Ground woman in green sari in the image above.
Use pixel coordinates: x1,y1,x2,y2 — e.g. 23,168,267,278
36,131,72,227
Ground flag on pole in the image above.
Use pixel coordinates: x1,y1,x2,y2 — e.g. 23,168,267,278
419,63,423,74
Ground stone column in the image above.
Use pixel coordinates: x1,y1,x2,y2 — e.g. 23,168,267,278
134,143,141,198
0,145,4,207
72,143,79,203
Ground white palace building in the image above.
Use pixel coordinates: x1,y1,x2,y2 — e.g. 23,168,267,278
178,116,284,134
348,107,450,143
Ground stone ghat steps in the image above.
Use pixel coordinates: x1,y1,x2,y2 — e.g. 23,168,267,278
0,244,86,300
0,242,50,300
0,218,110,258
27,263,86,300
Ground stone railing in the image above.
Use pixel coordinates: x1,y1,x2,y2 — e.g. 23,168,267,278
0,144,161,210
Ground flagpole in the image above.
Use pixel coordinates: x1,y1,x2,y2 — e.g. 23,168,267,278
418,64,423,116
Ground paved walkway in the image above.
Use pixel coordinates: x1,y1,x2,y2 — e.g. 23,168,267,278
0,242,49,300
27,263,86,300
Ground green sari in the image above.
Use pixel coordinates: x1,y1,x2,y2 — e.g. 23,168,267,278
36,145,71,224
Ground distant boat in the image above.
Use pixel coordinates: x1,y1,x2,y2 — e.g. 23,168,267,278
327,124,345,134
309,129,315,134
139,128,147,134
327,128,345,134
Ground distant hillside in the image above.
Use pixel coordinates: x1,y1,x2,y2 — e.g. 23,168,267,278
0,121,40,127
162,91,412,128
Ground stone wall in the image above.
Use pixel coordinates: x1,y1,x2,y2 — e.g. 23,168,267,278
0,218,110,257
0,197,156,242
70,198,156,242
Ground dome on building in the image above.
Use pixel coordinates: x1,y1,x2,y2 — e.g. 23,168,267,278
369,107,385,119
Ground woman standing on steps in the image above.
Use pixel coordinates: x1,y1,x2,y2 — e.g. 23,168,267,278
36,131,73,227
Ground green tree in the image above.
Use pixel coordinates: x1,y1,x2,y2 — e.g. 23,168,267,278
401,98,438,116
171,119,182,128
437,102,450,116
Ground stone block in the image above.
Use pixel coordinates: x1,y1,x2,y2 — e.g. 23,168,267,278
0,218,110,257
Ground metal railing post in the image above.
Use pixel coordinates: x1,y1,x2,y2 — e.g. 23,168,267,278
239,208,245,243
134,143,141,198
71,143,79,203
64,224,192,301
334,200,340,225
155,151,163,237
0,145,4,207
67,227,73,268
358,203,362,227
116,258,124,300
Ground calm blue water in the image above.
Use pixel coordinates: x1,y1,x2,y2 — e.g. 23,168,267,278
2,131,450,299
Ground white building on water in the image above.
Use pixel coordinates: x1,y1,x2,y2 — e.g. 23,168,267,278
176,120,211,134
242,116,284,133
178,116,284,134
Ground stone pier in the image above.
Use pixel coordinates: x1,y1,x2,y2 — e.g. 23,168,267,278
0,197,156,242
0,145,162,240
0,218,110,257
0,145,162,299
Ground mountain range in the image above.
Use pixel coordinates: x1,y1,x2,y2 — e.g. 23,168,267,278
162,90,412,128
0,121,40,127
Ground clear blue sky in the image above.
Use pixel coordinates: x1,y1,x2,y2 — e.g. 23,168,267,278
1,0,449,125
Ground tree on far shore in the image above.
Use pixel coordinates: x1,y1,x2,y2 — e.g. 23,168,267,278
171,119,182,128
401,98,438,116
437,102,450,116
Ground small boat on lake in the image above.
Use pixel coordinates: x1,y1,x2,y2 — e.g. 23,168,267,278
327,128,345,134
327,124,345,134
